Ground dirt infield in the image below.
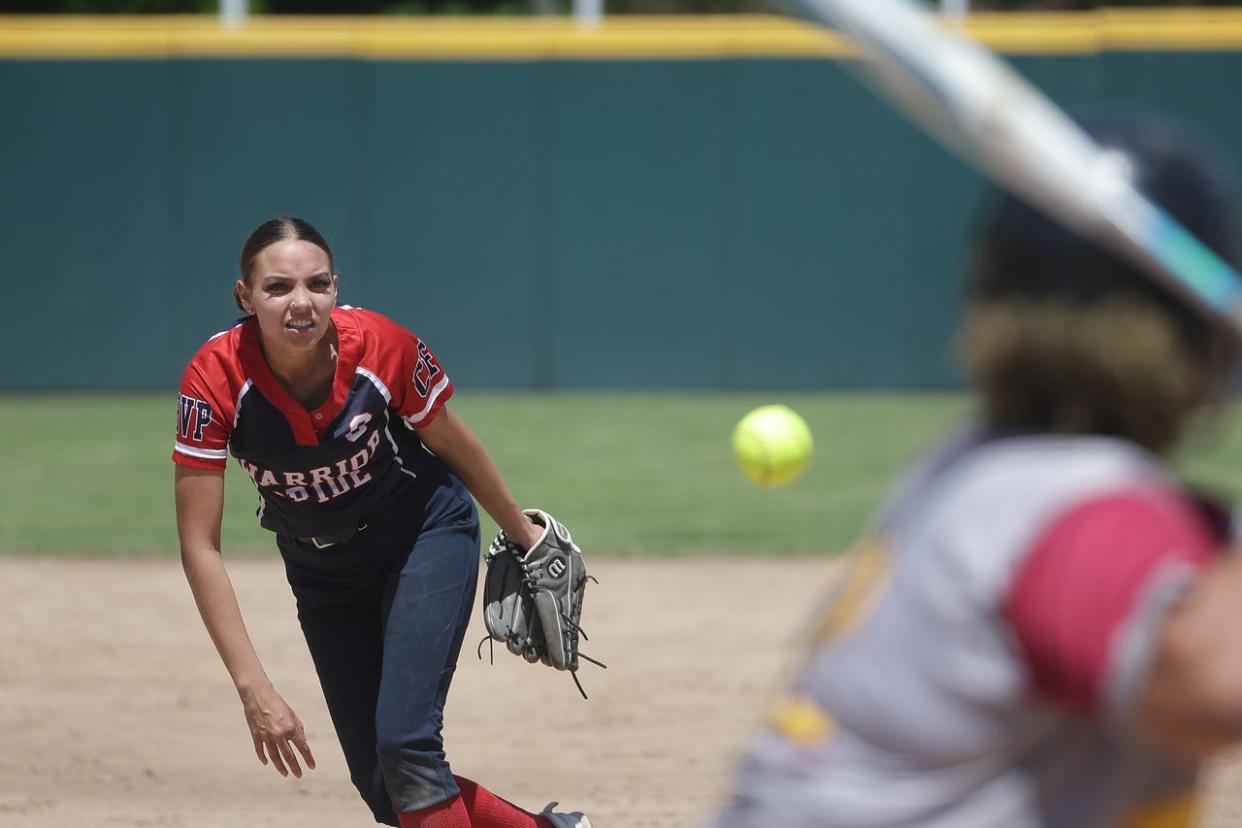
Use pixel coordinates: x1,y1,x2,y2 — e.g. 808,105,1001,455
1,557,1241,827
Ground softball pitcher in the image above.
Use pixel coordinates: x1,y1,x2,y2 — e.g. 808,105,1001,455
173,216,589,828
709,110,1242,828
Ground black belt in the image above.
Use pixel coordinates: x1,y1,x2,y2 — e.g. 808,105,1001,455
300,521,367,550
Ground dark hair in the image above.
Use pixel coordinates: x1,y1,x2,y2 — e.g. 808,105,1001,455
962,108,1241,452
234,216,335,312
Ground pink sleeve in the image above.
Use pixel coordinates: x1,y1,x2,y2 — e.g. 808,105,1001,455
1002,489,1217,714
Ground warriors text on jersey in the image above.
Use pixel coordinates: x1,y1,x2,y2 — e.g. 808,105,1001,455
172,306,453,539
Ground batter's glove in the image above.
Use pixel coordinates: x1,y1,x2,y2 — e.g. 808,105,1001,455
479,509,605,698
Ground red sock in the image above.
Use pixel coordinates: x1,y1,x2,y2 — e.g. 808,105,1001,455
397,795,471,828
454,775,551,828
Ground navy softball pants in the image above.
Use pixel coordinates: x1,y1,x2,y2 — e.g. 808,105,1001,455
277,472,480,826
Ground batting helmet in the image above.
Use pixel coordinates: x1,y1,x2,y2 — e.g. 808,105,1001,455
963,107,1242,451
969,106,1242,358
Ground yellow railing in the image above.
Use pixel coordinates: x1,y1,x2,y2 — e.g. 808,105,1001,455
3,10,1242,60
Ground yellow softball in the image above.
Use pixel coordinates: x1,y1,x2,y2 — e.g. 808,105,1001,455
731,404,814,487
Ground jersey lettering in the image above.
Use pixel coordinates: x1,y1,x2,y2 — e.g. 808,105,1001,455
236,430,383,507
345,412,372,442
413,340,443,397
806,535,894,647
178,395,213,442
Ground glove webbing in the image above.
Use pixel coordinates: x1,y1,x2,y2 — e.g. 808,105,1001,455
479,535,606,699
475,605,605,699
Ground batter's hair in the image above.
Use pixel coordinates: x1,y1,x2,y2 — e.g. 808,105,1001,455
960,298,1231,453
961,108,1241,453
234,215,335,313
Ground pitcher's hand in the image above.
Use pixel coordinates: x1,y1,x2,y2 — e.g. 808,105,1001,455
239,682,316,778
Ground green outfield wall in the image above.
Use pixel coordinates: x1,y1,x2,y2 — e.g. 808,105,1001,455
6,13,1242,390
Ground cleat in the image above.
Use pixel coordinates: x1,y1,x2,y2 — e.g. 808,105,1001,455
539,801,592,828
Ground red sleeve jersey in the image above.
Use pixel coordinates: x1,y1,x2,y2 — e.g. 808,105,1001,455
174,324,248,471
172,306,455,538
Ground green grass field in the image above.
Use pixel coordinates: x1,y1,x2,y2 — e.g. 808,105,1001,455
4,391,1242,557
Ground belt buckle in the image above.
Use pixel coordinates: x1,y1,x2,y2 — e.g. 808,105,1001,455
307,522,366,550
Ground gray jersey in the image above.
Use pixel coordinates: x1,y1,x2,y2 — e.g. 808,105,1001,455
710,432,1204,828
